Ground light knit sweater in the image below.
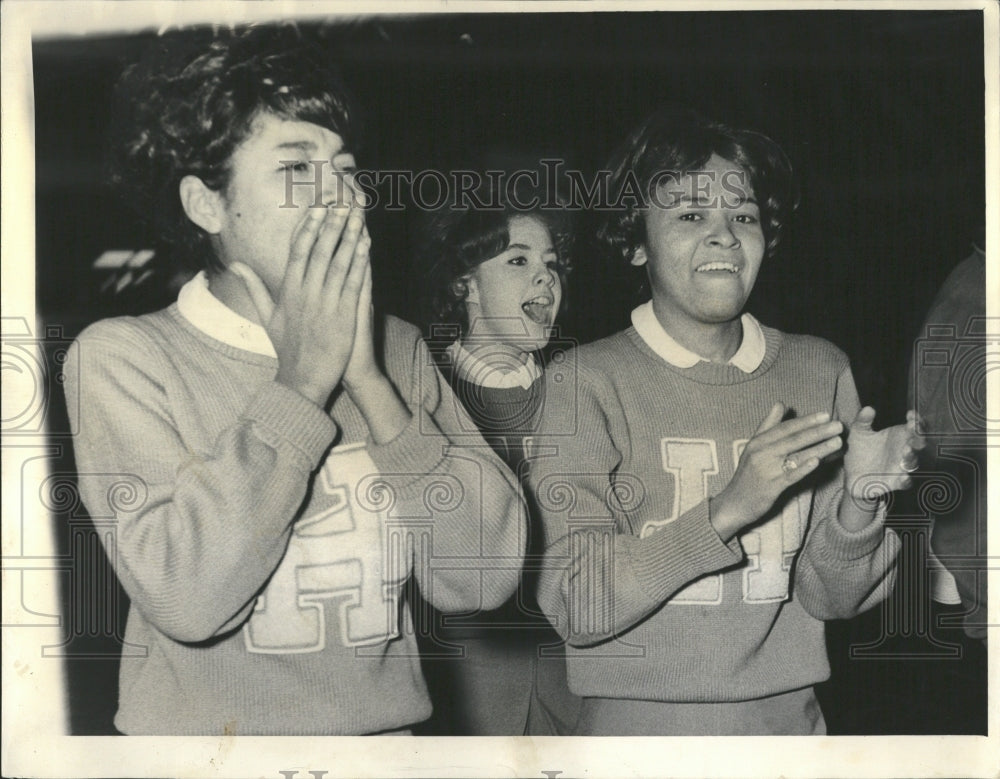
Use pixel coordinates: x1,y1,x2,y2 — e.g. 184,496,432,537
528,323,900,703
415,345,580,735
65,303,525,735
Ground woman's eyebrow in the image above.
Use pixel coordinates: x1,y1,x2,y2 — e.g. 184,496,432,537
503,243,557,254
274,139,348,156
274,140,317,153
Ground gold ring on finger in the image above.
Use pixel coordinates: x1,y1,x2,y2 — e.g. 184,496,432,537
782,457,798,475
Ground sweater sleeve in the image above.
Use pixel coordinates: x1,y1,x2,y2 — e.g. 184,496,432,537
529,357,744,647
793,364,901,620
359,320,526,613
64,321,338,643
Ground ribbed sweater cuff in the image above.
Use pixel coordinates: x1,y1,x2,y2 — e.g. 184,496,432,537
244,381,338,468
367,408,445,488
822,494,889,561
628,500,744,603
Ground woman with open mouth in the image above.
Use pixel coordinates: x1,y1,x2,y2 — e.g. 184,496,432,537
414,174,581,736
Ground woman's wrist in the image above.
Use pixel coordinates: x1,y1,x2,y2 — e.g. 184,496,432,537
346,372,412,444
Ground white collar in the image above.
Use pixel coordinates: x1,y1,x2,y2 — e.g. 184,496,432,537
631,301,765,373
176,271,277,358
445,340,541,390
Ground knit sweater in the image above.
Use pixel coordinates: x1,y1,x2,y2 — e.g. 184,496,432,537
415,347,580,736
450,376,544,477
64,304,525,735
423,346,550,635
528,323,900,703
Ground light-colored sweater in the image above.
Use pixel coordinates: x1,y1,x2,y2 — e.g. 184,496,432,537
528,320,900,703
65,292,525,735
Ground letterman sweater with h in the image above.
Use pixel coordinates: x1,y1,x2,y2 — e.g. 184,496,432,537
65,274,525,735
528,309,900,704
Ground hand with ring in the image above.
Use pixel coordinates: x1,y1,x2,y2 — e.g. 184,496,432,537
709,402,845,541
782,457,799,475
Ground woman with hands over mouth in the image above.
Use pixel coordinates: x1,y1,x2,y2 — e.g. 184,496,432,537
65,25,525,736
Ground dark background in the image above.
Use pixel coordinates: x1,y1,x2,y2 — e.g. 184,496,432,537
33,10,986,735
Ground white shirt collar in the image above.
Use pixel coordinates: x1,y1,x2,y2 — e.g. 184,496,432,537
176,271,277,358
445,340,541,390
631,301,766,373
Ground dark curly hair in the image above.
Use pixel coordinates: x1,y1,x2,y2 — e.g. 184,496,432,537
419,177,574,340
597,106,798,274
107,24,357,272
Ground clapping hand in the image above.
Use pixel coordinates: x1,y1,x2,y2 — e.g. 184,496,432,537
843,408,925,502
710,402,845,540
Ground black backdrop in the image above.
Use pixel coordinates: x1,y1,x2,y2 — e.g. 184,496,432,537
33,9,986,735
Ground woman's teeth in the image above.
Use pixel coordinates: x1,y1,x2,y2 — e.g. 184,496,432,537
696,262,740,273
522,296,553,324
